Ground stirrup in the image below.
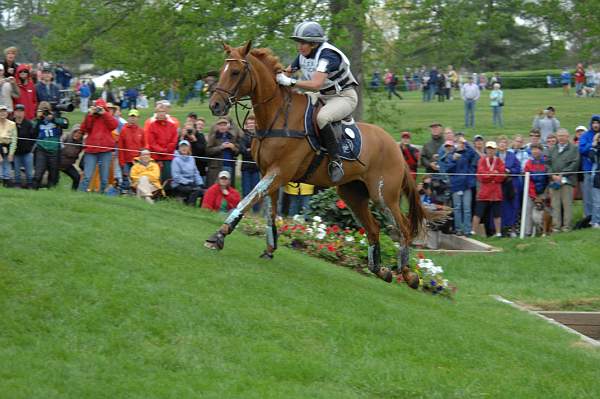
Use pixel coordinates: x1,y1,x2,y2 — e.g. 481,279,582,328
328,159,344,183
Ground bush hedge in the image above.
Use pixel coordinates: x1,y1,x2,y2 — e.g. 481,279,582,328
491,69,563,89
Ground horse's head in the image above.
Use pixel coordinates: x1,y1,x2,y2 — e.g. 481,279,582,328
209,41,254,116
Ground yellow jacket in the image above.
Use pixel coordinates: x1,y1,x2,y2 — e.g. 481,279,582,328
284,182,314,196
0,119,17,156
130,157,162,189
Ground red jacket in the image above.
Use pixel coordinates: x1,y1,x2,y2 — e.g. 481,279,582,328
400,144,420,179
14,64,37,119
202,183,241,212
146,119,178,161
476,156,505,201
80,110,119,153
118,123,146,165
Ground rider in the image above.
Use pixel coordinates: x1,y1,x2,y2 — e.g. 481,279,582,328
276,21,358,183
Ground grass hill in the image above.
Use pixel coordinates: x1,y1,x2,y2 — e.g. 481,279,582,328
1,187,600,398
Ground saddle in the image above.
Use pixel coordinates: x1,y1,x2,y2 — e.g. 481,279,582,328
304,95,363,161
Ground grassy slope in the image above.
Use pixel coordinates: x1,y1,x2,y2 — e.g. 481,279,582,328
1,188,599,399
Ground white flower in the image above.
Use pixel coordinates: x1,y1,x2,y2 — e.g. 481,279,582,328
316,228,326,240
318,223,327,230
306,227,314,235
312,216,322,223
292,214,304,223
345,235,355,242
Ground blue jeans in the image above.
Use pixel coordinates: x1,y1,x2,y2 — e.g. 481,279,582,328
592,186,600,225
452,189,472,234
492,105,503,127
289,194,312,218
121,162,132,192
79,151,113,192
464,100,476,127
242,169,261,212
1,155,12,180
13,153,34,185
583,173,594,217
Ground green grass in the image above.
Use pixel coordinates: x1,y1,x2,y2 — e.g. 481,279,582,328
1,187,600,398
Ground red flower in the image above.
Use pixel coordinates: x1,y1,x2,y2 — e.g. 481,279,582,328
326,227,333,234
336,199,346,209
332,225,340,233
358,227,366,235
281,225,289,232
318,244,325,250
417,252,425,259
327,244,336,252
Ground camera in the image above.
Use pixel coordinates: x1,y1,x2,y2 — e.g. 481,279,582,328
186,128,194,135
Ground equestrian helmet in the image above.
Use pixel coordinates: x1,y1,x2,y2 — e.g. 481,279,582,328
290,21,326,43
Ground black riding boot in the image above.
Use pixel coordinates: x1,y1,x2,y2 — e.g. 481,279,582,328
320,122,344,183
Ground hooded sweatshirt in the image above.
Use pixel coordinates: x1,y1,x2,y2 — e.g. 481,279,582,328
146,118,178,161
14,64,37,119
578,114,600,172
118,122,145,165
80,99,119,153
60,124,84,169
171,150,203,188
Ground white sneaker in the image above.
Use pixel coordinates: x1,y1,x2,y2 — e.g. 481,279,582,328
495,233,502,237
592,223,600,229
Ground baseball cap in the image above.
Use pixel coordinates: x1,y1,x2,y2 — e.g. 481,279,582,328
0,104,8,111
444,140,454,147
576,125,587,131
218,170,231,180
14,104,25,111
42,66,52,73
473,134,484,141
140,149,151,156
401,131,411,138
216,117,229,125
187,112,198,119
429,122,442,127
178,139,190,147
485,141,497,149
128,109,140,117
546,106,555,112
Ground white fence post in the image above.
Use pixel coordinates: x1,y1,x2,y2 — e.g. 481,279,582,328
519,172,531,239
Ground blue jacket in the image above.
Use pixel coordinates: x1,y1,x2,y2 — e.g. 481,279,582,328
35,81,61,104
440,145,479,192
578,115,600,172
171,151,203,188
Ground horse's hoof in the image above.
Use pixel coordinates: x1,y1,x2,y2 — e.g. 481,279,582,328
205,232,225,250
402,267,420,289
259,251,274,260
376,267,393,283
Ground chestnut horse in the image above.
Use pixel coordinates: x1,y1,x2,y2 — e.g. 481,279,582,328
206,42,446,287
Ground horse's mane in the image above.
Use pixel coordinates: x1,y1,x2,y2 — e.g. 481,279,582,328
249,48,283,76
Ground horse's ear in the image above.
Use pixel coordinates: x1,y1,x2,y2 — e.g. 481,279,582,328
241,40,252,57
222,42,231,54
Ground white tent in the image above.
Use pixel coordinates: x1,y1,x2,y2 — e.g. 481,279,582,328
90,70,125,88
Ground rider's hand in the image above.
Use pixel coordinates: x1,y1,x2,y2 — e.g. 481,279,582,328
276,73,296,87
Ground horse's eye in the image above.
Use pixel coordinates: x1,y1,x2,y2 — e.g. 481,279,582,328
231,70,240,76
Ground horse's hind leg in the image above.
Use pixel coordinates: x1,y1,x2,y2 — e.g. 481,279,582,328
259,189,279,259
337,181,392,283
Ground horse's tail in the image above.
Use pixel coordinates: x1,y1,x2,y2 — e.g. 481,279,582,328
401,167,451,242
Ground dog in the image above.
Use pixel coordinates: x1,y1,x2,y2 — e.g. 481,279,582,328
531,198,553,237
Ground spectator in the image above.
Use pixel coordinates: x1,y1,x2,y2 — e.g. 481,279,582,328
12,104,35,188
547,128,580,232
510,134,529,170
143,100,180,133
101,80,116,104
497,136,522,237
589,132,600,228
35,66,60,105
523,143,549,235
436,72,446,102
574,63,586,95
146,102,179,182
420,122,444,174
124,87,138,110
428,66,438,102
472,134,485,158
574,125,587,145
448,65,458,95
579,116,600,218
532,106,560,143
472,141,505,237
78,99,119,192
0,66,20,112
545,133,557,154
560,67,571,96
489,83,504,127
240,115,261,212
205,117,240,187
284,182,314,218
170,140,204,206
385,69,402,100
202,170,241,212
399,131,420,179
461,76,480,128
421,73,430,102
32,102,62,189
137,92,149,109
2,47,18,78
60,124,84,190
78,80,91,113
130,149,162,203
14,64,36,119
118,109,145,193
54,64,72,90
188,117,208,177
440,137,478,236
524,128,544,159
0,104,17,186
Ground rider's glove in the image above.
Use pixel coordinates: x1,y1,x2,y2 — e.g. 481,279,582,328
276,73,296,87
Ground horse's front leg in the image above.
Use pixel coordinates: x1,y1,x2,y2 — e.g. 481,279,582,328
204,173,277,250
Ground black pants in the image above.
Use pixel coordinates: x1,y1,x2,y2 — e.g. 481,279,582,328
172,184,204,206
33,148,60,189
61,165,80,190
